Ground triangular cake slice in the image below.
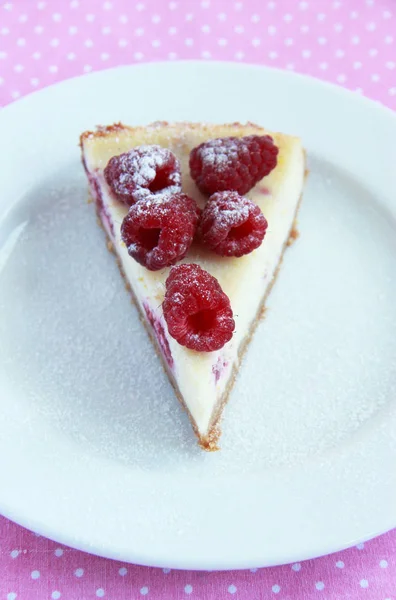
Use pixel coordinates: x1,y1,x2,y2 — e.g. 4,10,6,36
80,122,305,450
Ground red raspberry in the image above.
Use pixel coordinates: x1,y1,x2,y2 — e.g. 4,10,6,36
189,135,278,196
198,191,268,257
104,145,181,206
120,193,199,271
163,264,235,352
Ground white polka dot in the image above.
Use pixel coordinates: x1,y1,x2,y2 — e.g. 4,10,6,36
335,49,345,57
118,38,128,47
353,60,362,68
74,568,84,577
152,14,161,23
3,2,13,10
52,593,61,600
366,22,376,31
0,51,7,59
50,38,60,46
10,550,19,558
68,25,78,35
336,561,344,568
52,13,62,22
84,38,93,47
135,27,145,36
351,35,360,44
299,1,308,8
234,2,243,10
102,26,111,34
1,27,10,35
302,49,311,58
234,25,244,33
317,13,326,21
184,38,193,46
386,61,395,69
201,50,211,58
0,77,4,85
315,581,325,591
371,73,380,81
379,559,388,568
34,25,44,34
201,0,210,7
333,0,342,7
284,13,293,22
119,14,128,23
317,37,327,45
163,568,171,574
96,590,105,598
119,567,127,576
292,563,301,571
54,548,63,557
218,12,227,20
383,10,392,19
101,52,110,60
251,14,260,22
201,24,210,33
267,1,276,8
269,50,278,59
337,74,347,82
360,579,368,588
7,594,17,600
134,51,144,60
185,13,194,21
228,585,237,594
31,570,40,580
300,24,309,33
32,51,42,60
272,584,281,594
83,64,92,72
218,38,228,46
334,23,343,32
350,10,359,19
70,0,79,7
140,588,149,596
37,2,46,9
285,37,294,46
235,51,245,60
19,12,28,20
385,36,393,44
30,78,39,86
151,40,161,48
168,52,177,59
319,62,328,70
135,2,145,10
168,27,177,35
103,1,112,8
184,585,193,594
356,542,365,550
169,1,177,9
252,38,261,47
268,25,277,35
67,52,76,60
11,90,20,98
86,13,95,21
17,38,26,46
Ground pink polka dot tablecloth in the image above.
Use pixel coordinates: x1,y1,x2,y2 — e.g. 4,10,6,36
0,0,395,598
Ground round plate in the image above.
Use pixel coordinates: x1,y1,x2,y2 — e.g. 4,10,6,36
0,62,395,569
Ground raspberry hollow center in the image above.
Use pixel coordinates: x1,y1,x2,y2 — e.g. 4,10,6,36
148,166,173,193
137,227,161,251
227,219,254,241
188,308,218,334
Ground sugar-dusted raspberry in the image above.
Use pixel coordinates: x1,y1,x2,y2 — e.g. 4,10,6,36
104,145,181,206
163,264,235,352
120,193,199,271
189,135,278,196
198,191,268,257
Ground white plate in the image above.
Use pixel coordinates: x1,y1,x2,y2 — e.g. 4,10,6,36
0,62,395,569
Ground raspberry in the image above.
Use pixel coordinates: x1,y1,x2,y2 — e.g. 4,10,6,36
163,264,235,352
104,145,181,206
198,191,268,257
120,193,199,271
189,135,278,196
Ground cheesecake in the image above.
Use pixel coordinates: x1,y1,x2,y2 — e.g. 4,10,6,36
80,122,306,450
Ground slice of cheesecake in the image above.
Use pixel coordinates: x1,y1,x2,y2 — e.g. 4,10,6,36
80,122,305,450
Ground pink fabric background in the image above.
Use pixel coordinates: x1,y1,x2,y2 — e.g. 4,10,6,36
0,0,395,598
